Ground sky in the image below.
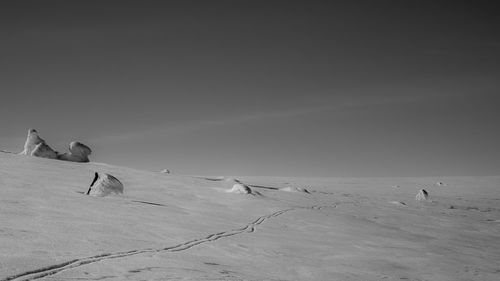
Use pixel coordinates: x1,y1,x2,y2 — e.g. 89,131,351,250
1,1,499,177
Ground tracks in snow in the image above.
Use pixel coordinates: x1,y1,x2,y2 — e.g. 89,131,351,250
1,204,336,281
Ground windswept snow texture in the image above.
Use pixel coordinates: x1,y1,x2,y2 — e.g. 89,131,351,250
1,153,500,281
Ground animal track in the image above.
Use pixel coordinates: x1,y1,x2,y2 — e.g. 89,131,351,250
1,204,336,281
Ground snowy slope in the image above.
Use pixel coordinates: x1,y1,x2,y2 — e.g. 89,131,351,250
1,153,499,281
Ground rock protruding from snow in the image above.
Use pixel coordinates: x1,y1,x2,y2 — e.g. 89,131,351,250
415,189,429,201
435,182,446,186
226,183,253,194
280,186,310,194
58,141,92,163
20,129,46,156
31,142,58,159
86,172,124,197
160,169,170,174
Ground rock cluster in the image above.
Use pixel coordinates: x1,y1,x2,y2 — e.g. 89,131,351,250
20,129,91,162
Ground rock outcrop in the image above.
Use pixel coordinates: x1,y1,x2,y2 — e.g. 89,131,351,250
86,172,124,197
57,141,92,163
31,142,58,159
19,129,58,159
20,129,46,156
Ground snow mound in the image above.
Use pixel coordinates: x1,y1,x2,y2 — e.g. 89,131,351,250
280,186,310,193
86,172,124,197
415,189,429,201
226,183,252,194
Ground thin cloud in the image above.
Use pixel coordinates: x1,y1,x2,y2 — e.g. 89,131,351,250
87,105,331,145
86,89,467,146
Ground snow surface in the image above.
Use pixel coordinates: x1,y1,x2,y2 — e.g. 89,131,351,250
1,153,499,281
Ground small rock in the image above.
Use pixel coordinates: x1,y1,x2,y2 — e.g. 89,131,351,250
226,183,252,194
415,189,429,201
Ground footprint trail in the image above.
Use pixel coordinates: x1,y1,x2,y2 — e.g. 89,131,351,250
1,204,335,281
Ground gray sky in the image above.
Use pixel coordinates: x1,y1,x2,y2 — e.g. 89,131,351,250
1,1,499,177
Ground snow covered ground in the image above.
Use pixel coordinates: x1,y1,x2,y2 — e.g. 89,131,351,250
1,153,499,281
